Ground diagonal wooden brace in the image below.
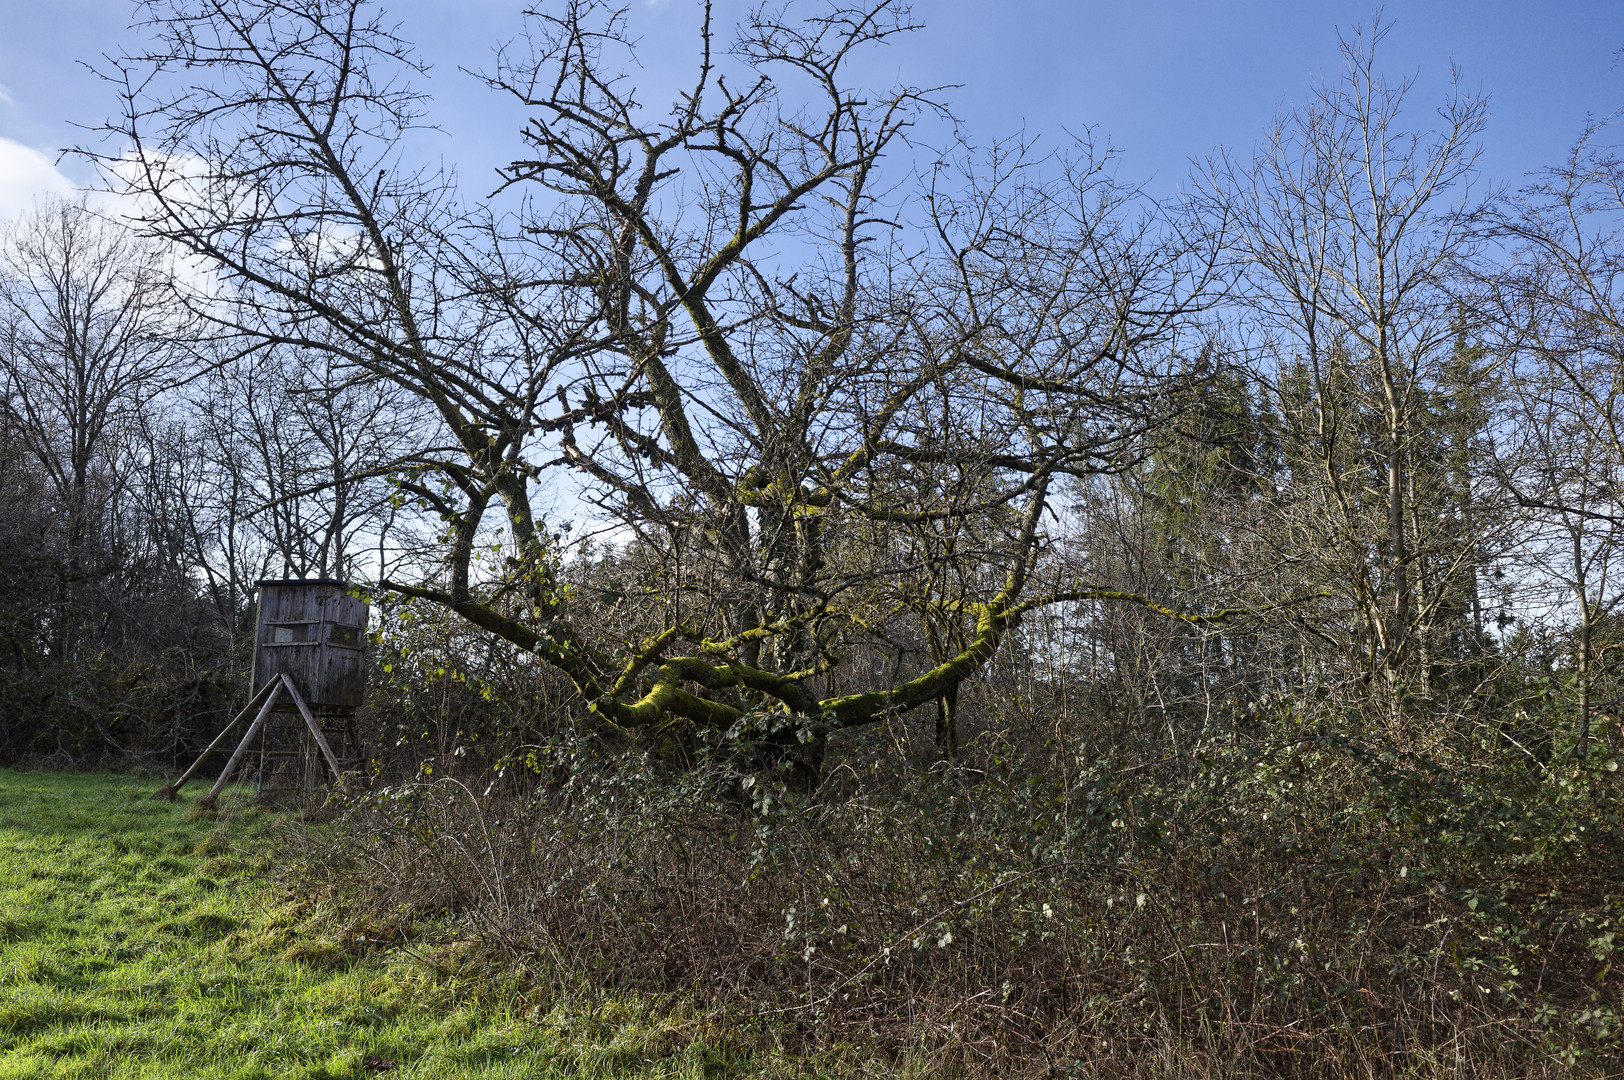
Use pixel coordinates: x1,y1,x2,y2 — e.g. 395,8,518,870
199,678,286,807
281,673,349,794
157,678,280,800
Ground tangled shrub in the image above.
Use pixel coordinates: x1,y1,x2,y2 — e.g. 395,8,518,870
301,721,1624,1078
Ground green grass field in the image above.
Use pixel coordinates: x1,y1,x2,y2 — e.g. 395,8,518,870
0,770,766,1079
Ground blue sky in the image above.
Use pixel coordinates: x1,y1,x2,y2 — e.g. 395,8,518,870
0,0,1619,217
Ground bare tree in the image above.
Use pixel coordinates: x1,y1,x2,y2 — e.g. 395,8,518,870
477,6,1219,760
194,344,419,582
1486,116,1624,754
0,197,194,658
99,0,1221,781
1197,22,1494,715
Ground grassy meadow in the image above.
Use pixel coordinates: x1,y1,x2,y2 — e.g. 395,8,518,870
0,770,779,1079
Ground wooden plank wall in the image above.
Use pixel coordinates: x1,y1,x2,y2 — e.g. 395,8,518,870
251,581,369,711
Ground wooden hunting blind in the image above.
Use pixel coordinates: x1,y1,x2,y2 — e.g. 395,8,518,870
253,579,369,712
160,579,370,804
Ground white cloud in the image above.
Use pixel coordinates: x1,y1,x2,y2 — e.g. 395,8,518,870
0,137,75,223
0,84,14,107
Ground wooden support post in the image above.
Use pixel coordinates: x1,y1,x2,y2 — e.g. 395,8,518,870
157,678,279,801
281,674,349,794
199,679,285,807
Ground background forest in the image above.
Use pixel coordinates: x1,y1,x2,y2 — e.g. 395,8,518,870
2,0,1624,1074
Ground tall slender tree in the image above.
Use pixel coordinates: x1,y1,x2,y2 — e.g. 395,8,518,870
1198,21,1492,716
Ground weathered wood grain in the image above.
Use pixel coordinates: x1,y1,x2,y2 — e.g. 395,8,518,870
251,580,369,711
